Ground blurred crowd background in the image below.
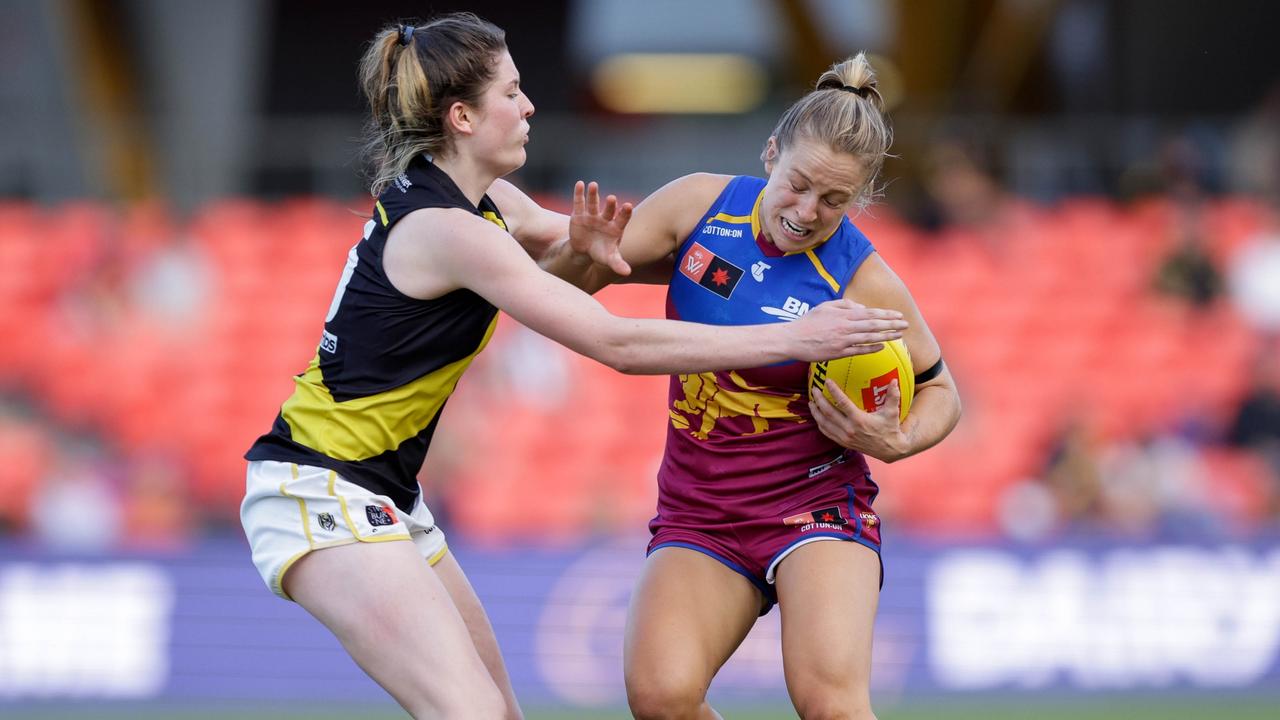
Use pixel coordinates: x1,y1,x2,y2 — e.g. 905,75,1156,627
2,0,1279,552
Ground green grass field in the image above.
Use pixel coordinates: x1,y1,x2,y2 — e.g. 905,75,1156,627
5,697,1277,719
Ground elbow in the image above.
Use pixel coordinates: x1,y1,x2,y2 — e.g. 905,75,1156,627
600,349,640,374
593,329,642,375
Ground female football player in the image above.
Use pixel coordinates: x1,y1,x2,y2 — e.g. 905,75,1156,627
239,15,907,720
549,53,962,719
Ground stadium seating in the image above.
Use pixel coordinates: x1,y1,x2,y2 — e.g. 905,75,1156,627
1,195,1275,544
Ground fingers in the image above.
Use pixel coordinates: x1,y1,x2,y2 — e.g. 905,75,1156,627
844,342,886,356
882,379,901,416
824,379,860,415
609,252,633,276
615,201,634,228
572,181,586,215
586,181,600,216
602,193,617,222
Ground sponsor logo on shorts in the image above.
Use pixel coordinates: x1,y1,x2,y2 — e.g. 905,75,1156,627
808,452,848,478
366,504,397,527
783,505,848,532
317,512,336,531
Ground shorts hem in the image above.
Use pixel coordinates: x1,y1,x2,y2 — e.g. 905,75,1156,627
650,541,772,597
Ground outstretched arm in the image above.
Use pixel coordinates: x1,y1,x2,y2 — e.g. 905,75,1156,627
486,179,632,285
383,207,908,375
543,173,735,293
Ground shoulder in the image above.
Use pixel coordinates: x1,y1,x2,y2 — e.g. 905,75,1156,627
484,178,537,216
638,173,734,218
392,206,497,242
655,172,735,200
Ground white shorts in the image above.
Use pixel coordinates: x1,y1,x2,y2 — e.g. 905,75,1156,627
241,460,448,600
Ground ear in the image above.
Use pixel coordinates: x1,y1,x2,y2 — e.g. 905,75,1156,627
446,101,475,137
763,136,779,174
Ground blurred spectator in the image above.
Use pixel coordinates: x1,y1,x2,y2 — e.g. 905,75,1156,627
1227,341,1280,512
1229,81,1280,205
30,432,124,551
126,231,212,331
921,137,1015,233
1227,207,1280,334
999,417,1105,541
121,451,192,549
1152,201,1222,308
1096,432,1211,539
0,396,53,534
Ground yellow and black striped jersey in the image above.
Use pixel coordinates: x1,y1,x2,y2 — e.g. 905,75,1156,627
246,155,507,512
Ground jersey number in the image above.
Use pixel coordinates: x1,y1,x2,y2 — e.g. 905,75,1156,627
325,219,375,322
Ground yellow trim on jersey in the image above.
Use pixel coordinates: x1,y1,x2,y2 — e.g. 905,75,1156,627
375,201,389,226
427,544,449,566
803,249,841,293
708,211,751,224
749,188,763,239
704,187,764,240
481,210,507,230
281,315,499,461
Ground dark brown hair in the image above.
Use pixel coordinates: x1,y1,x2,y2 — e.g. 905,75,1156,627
358,13,506,194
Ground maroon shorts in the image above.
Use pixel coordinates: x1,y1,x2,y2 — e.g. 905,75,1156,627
647,482,882,615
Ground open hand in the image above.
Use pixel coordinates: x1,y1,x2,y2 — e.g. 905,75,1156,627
569,181,633,276
787,299,907,362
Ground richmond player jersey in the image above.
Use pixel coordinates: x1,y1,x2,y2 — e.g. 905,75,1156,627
658,175,878,522
246,155,505,513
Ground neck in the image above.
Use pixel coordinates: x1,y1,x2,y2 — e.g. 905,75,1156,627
431,152,495,208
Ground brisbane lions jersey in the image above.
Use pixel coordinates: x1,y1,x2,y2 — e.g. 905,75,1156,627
658,175,879,524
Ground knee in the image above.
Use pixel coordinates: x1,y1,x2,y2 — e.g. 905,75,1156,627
625,669,707,720
790,678,874,720
794,701,876,720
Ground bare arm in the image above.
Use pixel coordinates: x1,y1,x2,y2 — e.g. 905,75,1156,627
809,252,962,462
487,178,633,283
540,173,732,293
383,207,907,375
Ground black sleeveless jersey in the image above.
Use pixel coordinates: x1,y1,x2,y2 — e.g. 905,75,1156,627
246,155,506,512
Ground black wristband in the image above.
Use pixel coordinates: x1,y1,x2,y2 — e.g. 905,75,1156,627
914,357,944,385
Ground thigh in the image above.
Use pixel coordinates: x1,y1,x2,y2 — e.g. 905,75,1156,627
432,550,523,720
624,546,763,701
284,539,506,719
775,540,881,709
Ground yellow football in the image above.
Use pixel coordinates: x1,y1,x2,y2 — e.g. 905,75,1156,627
809,338,914,421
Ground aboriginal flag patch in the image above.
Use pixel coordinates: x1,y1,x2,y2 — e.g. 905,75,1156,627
678,242,744,299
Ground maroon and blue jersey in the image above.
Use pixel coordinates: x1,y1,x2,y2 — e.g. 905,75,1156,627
650,175,883,603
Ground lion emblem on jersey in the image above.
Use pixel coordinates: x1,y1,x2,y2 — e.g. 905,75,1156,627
670,371,803,440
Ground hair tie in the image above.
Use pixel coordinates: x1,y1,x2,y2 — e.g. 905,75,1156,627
398,25,415,47
840,84,869,98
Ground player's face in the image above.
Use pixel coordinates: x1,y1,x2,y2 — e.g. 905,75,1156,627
760,137,866,254
471,49,535,175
